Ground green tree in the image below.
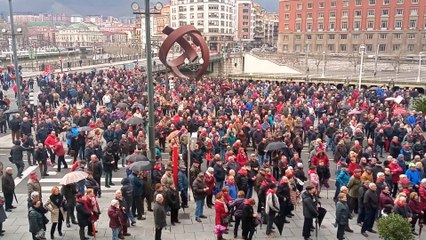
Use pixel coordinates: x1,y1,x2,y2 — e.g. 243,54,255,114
377,214,414,240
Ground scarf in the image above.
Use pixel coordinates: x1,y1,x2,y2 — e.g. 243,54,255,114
49,194,64,208
266,189,276,195
353,172,361,179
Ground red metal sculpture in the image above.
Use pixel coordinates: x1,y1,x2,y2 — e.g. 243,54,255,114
159,25,210,80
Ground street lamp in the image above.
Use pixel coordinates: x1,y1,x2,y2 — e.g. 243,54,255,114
2,0,23,112
417,52,423,83
321,51,326,78
358,44,366,90
131,1,163,162
184,57,204,73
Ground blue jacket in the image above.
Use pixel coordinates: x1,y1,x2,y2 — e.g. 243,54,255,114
336,171,350,188
178,170,188,191
405,169,421,186
225,183,237,200
129,173,144,196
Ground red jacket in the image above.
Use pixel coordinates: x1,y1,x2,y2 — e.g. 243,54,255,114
348,162,362,176
108,206,122,228
44,134,57,150
214,200,228,226
408,199,422,214
388,162,403,183
204,173,216,195
236,153,248,168
311,154,329,167
53,141,65,157
419,185,426,211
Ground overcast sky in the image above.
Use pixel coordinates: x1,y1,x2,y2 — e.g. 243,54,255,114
0,0,278,17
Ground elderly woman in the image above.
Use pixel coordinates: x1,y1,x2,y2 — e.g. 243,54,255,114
214,192,229,240
108,199,122,240
27,172,42,208
44,186,66,239
29,199,48,240
153,194,167,240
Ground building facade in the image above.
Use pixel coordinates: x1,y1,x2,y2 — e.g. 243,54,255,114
278,0,426,55
55,22,107,47
170,0,235,52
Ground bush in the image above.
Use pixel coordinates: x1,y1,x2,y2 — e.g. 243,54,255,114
377,214,414,240
412,96,426,114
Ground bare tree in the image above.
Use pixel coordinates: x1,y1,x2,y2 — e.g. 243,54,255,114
391,51,401,74
348,52,360,73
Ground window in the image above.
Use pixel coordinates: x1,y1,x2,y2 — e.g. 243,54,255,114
316,45,323,52
317,34,324,40
366,44,373,51
366,34,374,39
395,20,403,29
353,45,359,51
411,9,418,16
284,24,289,30
318,22,324,30
383,0,390,4
353,34,360,39
296,13,302,19
412,0,419,3
394,33,402,39
340,34,348,39
396,9,403,16
382,10,389,16
410,19,417,28
341,21,348,30
369,0,376,4
367,21,374,29
378,44,386,52
329,34,335,39
328,44,335,51
408,33,416,39
329,22,335,30
355,10,362,17
295,35,302,40
283,35,289,41
340,44,347,51
296,4,302,10
408,44,415,51
380,33,387,39
318,12,324,18
342,11,349,17
356,0,362,5
393,44,400,51
330,12,336,18
307,23,312,31
381,20,388,29
331,1,336,7
285,4,290,10
307,13,313,19
368,10,375,16
296,23,301,31
307,35,312,40
307,2,313,9
284,14,290,20
354,21,361,29
397,0,404,3
319,2,325,8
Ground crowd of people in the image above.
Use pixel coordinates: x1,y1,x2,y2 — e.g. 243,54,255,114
0,66,425,240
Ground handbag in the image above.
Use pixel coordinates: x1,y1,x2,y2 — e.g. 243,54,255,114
221,214,230,225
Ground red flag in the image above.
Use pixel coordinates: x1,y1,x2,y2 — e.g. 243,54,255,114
173,145,179,187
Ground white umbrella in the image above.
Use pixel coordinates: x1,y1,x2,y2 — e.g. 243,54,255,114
385,97,396,101
59,171,88,185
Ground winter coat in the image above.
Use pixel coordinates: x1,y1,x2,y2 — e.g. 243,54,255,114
88,160,103,179
53,141,65,157
44,194,67,223
0,198,6,223
393,202,412,219
27,180,42,201
34,148,48,163
192,177,207,200
102,152,115,172
215,200,228,225
408,199,422,215
378,191,394,213
28,207,45,234
335,200,350,225
405,169,421,186
236,171,249,193
108,206,122,228
265,192,280,215
166,188,180,210
347,175,361,198
61,183,77,207
363,189,379,210
153,202,167,229
177,170,188,191
242,203,256,231
230,198,245,218
204,172,216,195
76,199,92,227
161,173,174,191
389,162,403,183
1,172,15,194
225,183,237,200
10,145,25,163
129,174,144,197
121,178,133,207
302,191,318,219
336,171,350,189
419,185,426,211
213,163,226,182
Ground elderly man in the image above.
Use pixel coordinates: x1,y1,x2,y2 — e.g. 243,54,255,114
88,154,103,198
361,183,379,237
9,113,21,143
1,167,16,211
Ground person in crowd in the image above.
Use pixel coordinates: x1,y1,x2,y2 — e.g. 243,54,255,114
361,183,379,237
114,190,130,238
0,194,6,236
165,185,181,225
129,170,145,221
204,167,216,208
1,167,16,212
302,186,318,240
241,198,257,240
347,168,362,215
177,165,189,208
28,199,48,240
265,183,279,235
10,140,26,178
53,136,67,172
34,143,49,177
88,154,103,198
103,148,115,188
44,131,58,164
230,191,245,238
61,183,78,227
27,172,42,208
161,167,174,191
193,173,208,223
108,199,123,240
85,188,100,237
408,192,422,236
335,192,350,240
406,163,421,189
214,192,229,240
153,194,167,240
76,193,91,240
378,186,394,217
44,186,66,239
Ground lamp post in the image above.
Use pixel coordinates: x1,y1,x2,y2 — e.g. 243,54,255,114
321,51,326,78
358,44,366,90
417,52,423,83
2,0,23,111
305,43,309,82
184,57,205,73
131,1,163,162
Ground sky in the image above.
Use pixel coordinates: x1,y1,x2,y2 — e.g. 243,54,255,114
0,0,279,17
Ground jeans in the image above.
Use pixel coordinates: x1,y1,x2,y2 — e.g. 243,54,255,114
303,217,313,239
258,154,265,166
361,209,376,233
337,224,346,240
266,211,276,234
326,137,335,152
233,216,241,237
357,207,365,224
195,199,205,218
246,186,253,198
105,170,113,186
180,190,188,207
112,227,120,240
216,181,224,192
376,145,384,156
57,155,68,172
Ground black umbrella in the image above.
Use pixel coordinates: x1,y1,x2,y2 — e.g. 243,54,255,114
225,89,236,95
265,142,287,152
317,206,327,227
130,160,152,171
116,102,128,109
77,126,92,132
273,214,285,235
125,154,148,163
125,117,144,125
4,109,19,114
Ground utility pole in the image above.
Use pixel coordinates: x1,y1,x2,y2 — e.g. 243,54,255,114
321,51,326,78
374,44,379,77
305,43,309,81
8,0,22,111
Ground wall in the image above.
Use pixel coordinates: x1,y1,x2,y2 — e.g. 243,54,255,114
243,53,301,74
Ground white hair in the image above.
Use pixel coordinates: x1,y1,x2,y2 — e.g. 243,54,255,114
421,178,426,185
156,194,163,202
31,191,40,200
111,199,119,206
115,190,122,194
297,163,303,168
377,172,385,178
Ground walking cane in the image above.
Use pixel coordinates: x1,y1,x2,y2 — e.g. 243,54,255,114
315,218,319,239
